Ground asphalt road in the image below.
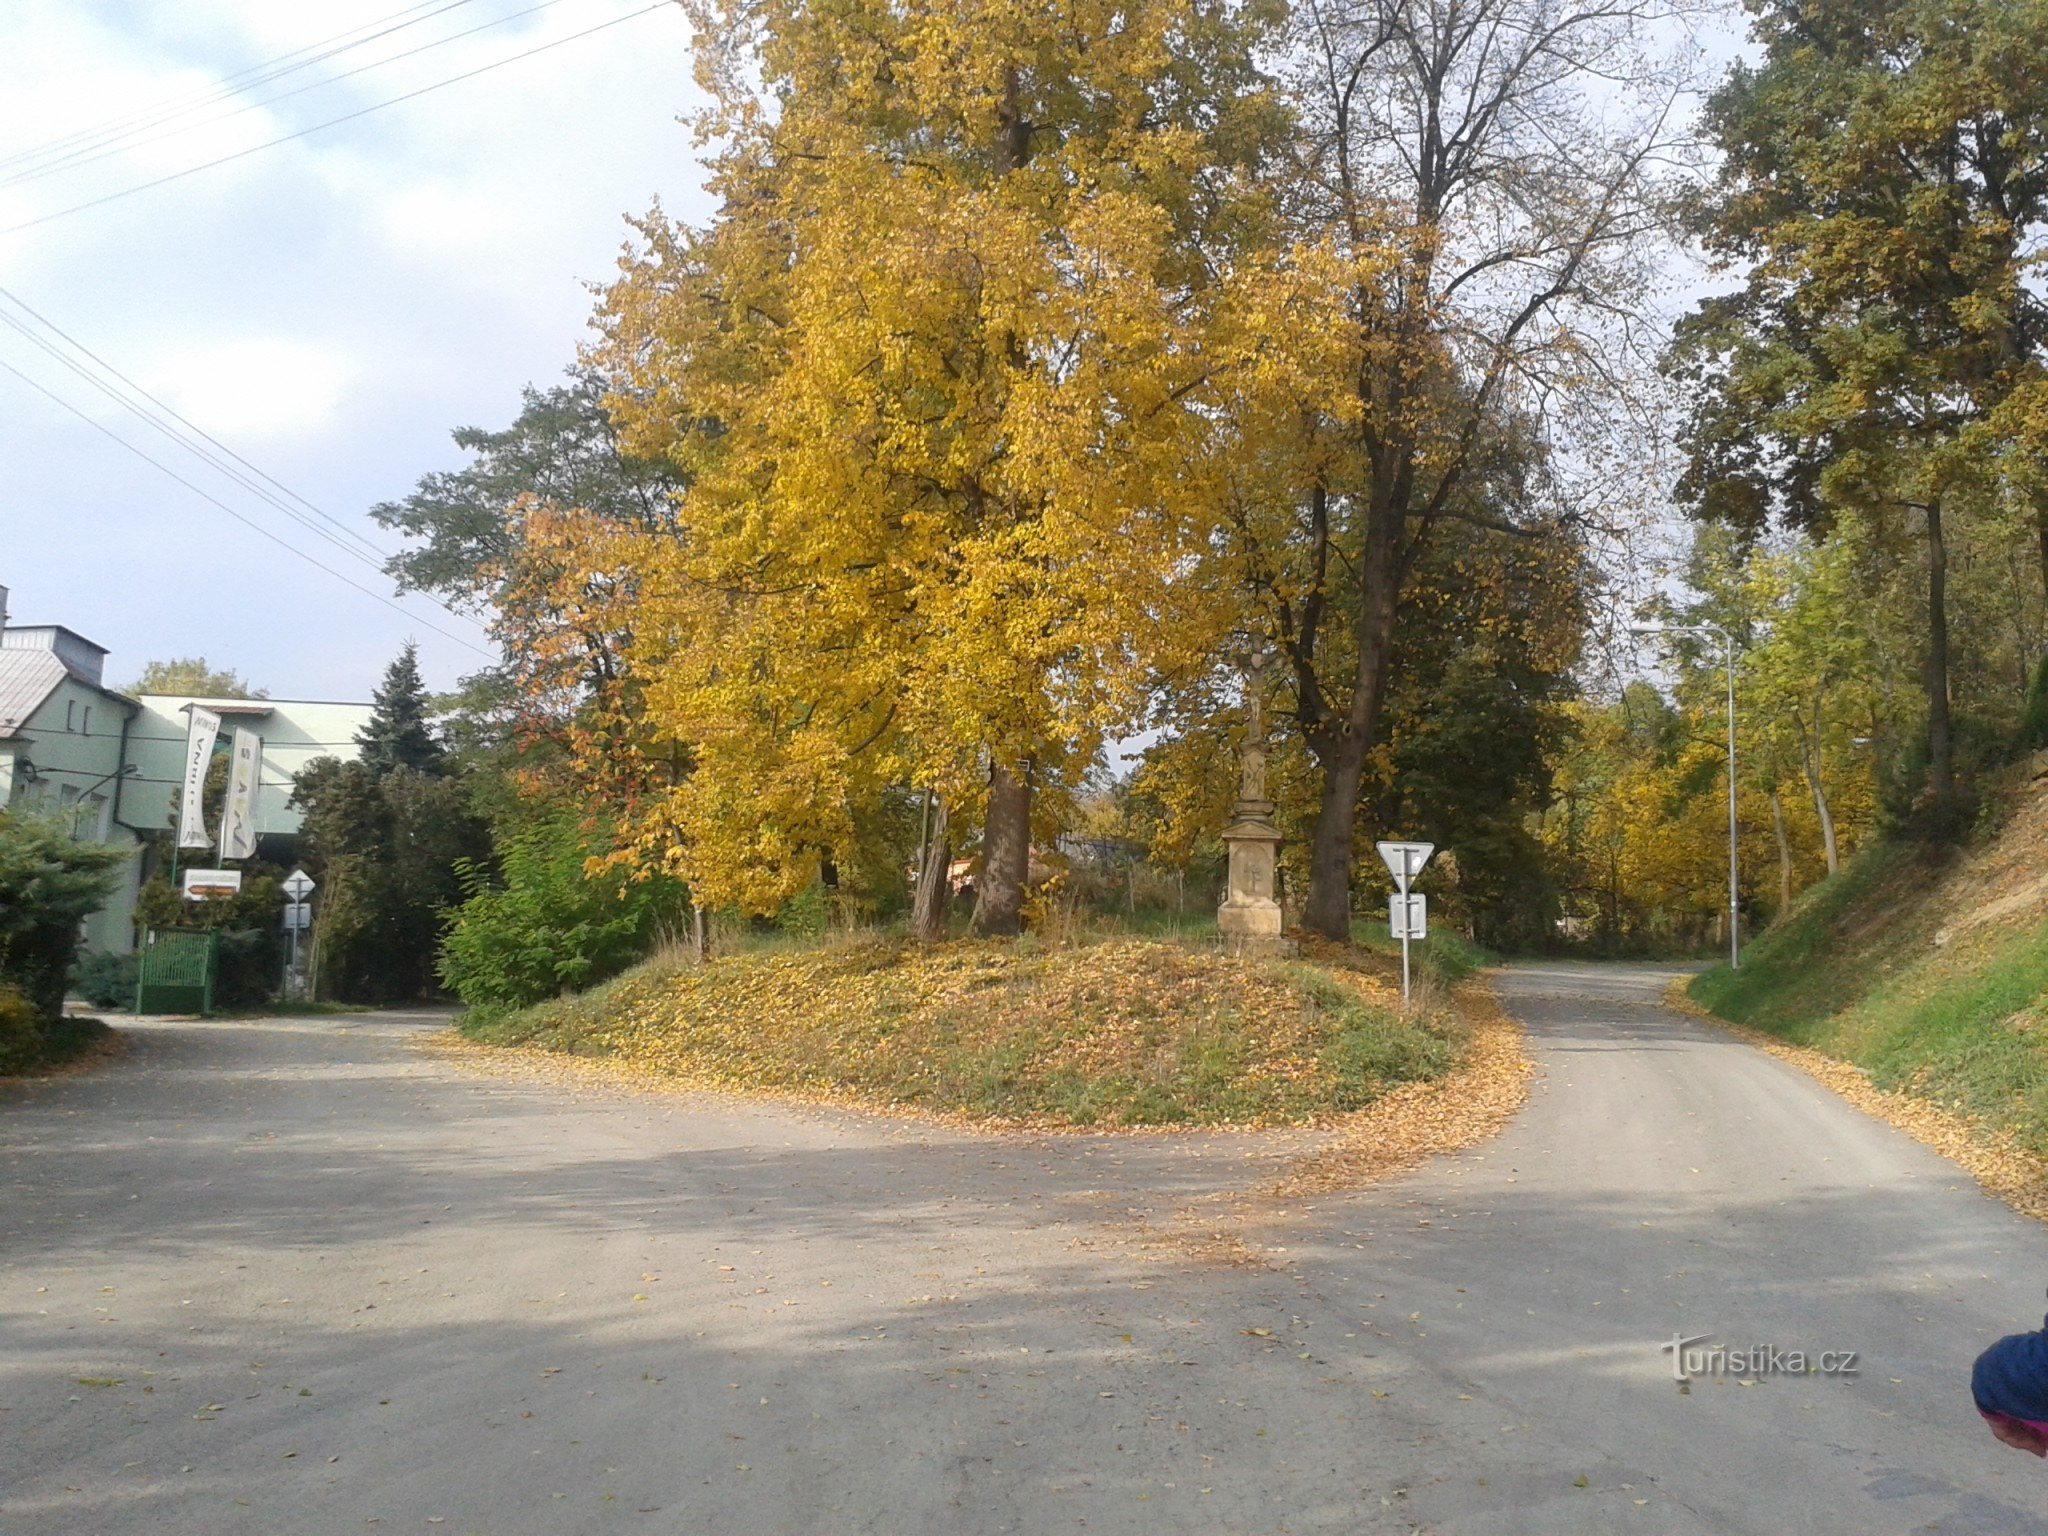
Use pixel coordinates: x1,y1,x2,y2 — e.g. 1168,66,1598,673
5,964,2048,1535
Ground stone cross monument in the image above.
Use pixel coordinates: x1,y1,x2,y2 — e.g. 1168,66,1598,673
1218,653,1291,955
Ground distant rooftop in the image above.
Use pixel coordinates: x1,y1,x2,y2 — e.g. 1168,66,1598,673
0,623,112,688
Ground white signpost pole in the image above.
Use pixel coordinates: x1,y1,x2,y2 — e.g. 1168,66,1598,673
1376,841,1435,1005
282,869,316,1000
1401,894,1411,1003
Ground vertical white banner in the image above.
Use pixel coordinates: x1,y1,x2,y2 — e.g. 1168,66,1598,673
176,706,222,849
218,728,261,862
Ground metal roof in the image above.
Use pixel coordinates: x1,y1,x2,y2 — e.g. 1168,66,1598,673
0,648,66,739
0,648,136,740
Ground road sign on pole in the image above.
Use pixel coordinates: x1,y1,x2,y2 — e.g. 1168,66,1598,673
1376,841,1434,892
280,870,316,999
1376,841,1436,1003
1388,893,1427,940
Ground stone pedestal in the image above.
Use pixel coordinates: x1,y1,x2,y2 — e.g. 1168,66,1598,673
1218,798,1294,957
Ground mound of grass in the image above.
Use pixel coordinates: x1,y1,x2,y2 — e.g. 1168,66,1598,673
460,937,1461,1128
1689,786,2048,1155
0,1013,118,1079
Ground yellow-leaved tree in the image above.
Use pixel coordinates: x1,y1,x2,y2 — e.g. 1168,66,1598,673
584,0,1282,934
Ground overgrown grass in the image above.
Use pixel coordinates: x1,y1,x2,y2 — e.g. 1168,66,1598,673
1349,921,1495,985
1688,808,2048,1156
460,936,1461,1128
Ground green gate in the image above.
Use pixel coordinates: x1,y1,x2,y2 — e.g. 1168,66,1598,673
135,930,219,1016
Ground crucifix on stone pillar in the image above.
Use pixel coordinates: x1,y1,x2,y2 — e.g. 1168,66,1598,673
1217,648,1292,954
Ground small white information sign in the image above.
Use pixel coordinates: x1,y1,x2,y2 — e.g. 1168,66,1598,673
182,868,242,901
282,902,312,932
1389,893,1427,941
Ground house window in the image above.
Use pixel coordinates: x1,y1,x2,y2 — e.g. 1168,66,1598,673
81,705,91,735
65,700,75,731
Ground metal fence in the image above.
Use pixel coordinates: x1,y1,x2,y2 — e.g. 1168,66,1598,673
135,929,218,1016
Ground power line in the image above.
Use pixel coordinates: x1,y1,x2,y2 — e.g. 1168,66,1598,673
0,285,395,569
0,2,676,237
0,0,584,193
0,355,497,659
0,0,482,176
0,310,395,574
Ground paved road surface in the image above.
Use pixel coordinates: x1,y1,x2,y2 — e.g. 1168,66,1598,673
5,965,2048,1534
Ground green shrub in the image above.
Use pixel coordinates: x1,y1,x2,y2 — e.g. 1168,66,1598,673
0,810,125,1024
70,950,139,1012
2022,652,2048,753
440,812,686,1015
133,868,286,1008
0,983,40,1073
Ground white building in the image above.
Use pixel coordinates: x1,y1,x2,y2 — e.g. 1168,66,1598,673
0,587,372,953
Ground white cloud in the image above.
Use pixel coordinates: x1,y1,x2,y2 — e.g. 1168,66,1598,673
0,0,706,696
146,335,358,441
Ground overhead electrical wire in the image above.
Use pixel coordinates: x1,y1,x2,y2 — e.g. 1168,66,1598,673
0,2,677,658
0,0,484,176
0,284,395,570
0,2,675,237
0,0,583,193
0,285,505,653
0,355,496,658
0,308,397,576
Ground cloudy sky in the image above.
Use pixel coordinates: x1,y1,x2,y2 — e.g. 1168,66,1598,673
0,0,710,699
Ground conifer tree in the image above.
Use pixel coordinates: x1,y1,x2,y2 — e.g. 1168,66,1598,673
356,642,445,778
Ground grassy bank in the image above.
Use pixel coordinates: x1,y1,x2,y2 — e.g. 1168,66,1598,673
1688,779,2048,1156
459,936,1463,1128
0,1014,119,1079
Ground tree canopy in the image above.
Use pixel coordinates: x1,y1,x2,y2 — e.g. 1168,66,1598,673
123,658,265,699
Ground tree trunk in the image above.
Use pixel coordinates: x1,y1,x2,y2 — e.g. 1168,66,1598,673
972,760,1031,936
1791,711,1839,875
1302,748,1369,940
1768,787,1794,915
1300,491,1405,941
911,796,952,942
1926,500,1956,813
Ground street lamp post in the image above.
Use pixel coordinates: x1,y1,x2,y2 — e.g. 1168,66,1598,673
1632,623,1741,971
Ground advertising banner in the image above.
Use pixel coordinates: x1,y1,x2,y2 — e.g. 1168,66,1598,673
218,727,261,861
175,706,222,850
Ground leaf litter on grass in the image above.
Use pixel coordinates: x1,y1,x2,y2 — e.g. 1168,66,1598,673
451,937,1463,1131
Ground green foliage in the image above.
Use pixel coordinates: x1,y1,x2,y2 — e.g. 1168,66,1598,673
440,811,685,1015
0,983,41,1073
369,365,680,611
134,867,286,1008
2022,654,2048,753
120,658,265,698
69,949,138,1012
356,642,445,776
293,757,486,1003
1668,0,2048,819
0,810,125,1026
